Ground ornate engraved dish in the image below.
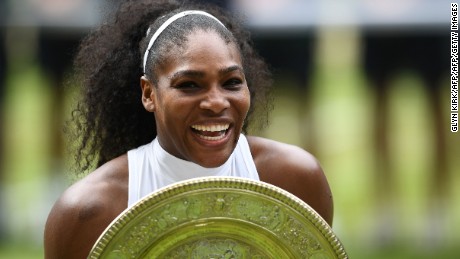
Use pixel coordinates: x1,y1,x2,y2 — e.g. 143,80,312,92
89,177,348,258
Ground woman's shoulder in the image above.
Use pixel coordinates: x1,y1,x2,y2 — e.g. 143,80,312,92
247,136,334,225
44,154,129,258
246,136,322,179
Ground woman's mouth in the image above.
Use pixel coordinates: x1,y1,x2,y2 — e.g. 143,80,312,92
191,124,230,141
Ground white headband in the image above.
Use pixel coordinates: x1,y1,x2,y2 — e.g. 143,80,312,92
143,10,226,73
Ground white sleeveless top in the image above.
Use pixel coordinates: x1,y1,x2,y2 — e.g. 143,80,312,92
127,134,260,207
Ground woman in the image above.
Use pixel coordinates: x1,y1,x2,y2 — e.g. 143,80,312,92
44,1,333,258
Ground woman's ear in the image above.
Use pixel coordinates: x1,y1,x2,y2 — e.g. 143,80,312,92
140,76,156,112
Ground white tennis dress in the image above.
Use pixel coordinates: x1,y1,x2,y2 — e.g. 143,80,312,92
127,134,260,207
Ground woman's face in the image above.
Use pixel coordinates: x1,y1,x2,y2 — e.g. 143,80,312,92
141,29,250,168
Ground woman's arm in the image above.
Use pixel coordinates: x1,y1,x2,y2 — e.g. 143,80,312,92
248,136,334,226
44,156,129,259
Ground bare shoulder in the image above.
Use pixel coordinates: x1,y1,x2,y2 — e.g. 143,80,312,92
44,155,129,259
247,136,334,225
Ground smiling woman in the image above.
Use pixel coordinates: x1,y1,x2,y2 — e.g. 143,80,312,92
43,0,334,258
141,29,250,167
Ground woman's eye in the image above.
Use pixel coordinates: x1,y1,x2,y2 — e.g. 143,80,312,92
223,78,243,88
175,81,199,89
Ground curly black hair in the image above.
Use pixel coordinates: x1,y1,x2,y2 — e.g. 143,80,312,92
69,0,273,175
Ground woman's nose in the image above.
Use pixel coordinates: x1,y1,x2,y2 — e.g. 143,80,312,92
199,86,230,114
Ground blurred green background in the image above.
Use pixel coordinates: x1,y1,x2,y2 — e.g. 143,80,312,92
1,0,459,258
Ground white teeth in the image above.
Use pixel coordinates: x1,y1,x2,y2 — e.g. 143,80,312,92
191,124,229,132
198,133,226,141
